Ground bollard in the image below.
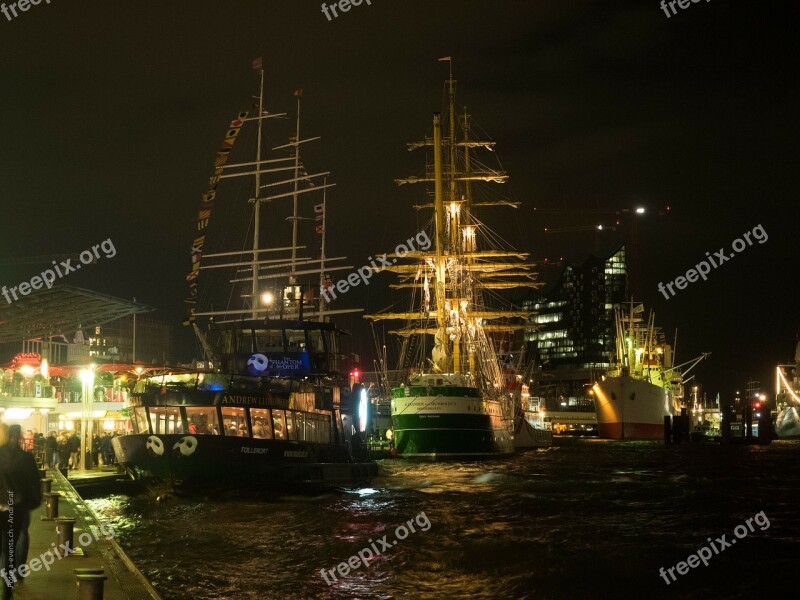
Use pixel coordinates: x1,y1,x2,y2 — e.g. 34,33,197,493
41,478,52,496
75,573,108,600
56,517,76,553
39,467,47,479
43,492,61,520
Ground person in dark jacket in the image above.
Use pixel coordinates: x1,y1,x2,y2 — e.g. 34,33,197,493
91,433,101,468
0,423,43,598
57,433,70,470
67,431,80,470
44,432,58,468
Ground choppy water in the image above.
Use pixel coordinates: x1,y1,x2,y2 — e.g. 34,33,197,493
86,439,800,599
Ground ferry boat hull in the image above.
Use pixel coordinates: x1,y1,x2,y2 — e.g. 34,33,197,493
113,433,376,488
391,388,514,459
594,375,673,440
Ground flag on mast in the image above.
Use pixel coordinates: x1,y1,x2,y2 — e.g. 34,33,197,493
438,56,452,62
252,57,263,71
294,88,303,98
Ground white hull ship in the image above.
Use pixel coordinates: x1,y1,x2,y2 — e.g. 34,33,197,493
593,304,708,440
365,62,543,459
775,342,800,438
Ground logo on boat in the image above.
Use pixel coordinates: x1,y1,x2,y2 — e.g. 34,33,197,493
247,353,269,375
144,435,198,458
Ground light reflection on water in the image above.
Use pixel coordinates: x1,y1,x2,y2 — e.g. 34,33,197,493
86,440,800,599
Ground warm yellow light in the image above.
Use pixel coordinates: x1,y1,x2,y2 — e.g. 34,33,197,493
261,291,274,305
41,359,49,379
103,420,114,431
135,367,143,375
19,365,35,378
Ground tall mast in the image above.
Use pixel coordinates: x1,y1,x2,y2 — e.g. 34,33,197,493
462,109,472,221
433,113,447,346
251,66,265,319
447,63,457,206
290,94,302,279
319,176,328,320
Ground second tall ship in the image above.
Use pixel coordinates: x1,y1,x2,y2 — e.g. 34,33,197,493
365,64,545,458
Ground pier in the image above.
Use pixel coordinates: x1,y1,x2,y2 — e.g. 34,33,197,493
11,468,158,600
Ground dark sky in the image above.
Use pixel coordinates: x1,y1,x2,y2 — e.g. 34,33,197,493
1,1,797,397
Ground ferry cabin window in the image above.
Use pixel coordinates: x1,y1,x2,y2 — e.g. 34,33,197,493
285,411,297,441
133,407,150,434
249,408,273,439
272,409,286,439
298,413,330,444
254,330,284,352
148,407,182,435
185,407,219,435
221,407,249,437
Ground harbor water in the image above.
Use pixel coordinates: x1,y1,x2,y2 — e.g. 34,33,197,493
86,439,800,599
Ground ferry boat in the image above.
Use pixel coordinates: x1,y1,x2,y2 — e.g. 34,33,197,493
365,62,542,458
593,303,708,440
113,63,376,488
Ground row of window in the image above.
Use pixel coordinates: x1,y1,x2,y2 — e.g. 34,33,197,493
133,406,332,444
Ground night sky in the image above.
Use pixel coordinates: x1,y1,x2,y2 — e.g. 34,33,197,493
1,1,797,397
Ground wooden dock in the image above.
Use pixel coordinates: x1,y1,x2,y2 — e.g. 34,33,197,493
10,467,159,600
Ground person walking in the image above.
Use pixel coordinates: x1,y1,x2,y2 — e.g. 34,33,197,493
91,433,101,468
44,432,57,469
67,431,80,470
0,423,43,598
57,433,70,470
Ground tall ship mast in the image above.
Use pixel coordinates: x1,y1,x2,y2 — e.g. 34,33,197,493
113,63,374,488
593,302,708,439
365,62,544,458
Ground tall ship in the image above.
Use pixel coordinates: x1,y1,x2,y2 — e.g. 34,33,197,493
593,303,708,440
364,63,543,458
113,63,376,488
775,341,800,438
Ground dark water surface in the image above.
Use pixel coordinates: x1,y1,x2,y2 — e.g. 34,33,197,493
86,439,800,599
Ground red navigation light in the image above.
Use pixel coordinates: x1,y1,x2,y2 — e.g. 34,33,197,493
753,401,761,409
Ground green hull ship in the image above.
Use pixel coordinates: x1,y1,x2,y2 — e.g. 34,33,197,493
391,375,514,458
366,63,541,459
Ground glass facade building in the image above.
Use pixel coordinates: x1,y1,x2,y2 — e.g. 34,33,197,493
523,247,628,405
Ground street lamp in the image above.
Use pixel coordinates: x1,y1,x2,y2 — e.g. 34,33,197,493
79,364,96,471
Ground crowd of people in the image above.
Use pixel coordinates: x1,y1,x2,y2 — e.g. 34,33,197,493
17,429,123,471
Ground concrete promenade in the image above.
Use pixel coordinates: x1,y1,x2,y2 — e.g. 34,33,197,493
8,467,159,600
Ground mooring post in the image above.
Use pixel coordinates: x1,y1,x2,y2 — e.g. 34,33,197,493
43,492,61,520
55,517,77,552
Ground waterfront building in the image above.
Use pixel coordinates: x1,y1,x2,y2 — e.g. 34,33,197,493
523,246,627,426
